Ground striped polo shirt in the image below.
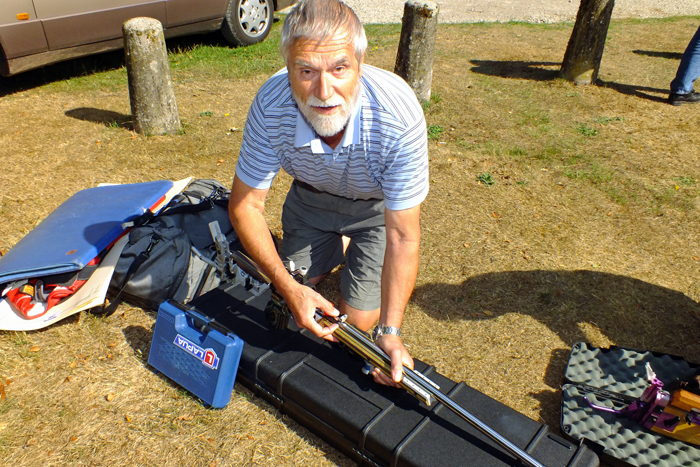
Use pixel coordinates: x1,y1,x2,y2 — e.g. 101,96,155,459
235,64,429,211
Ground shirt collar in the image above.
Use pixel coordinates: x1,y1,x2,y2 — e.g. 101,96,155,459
294,90,362,154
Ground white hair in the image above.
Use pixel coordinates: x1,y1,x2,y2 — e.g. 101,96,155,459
279,0,367,64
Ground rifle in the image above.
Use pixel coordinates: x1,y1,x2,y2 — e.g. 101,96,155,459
263,264,546,467
224,255,546,467
312,310,547,467
581,363,700,446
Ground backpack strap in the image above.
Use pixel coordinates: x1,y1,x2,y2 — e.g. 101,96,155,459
100,233,162,316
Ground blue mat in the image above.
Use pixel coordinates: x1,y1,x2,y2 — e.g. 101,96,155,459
0,180,172,284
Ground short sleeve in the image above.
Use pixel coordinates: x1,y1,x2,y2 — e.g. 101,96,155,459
235,88,282,189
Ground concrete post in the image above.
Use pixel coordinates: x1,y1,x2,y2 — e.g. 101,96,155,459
123,17,181,135
394,0,439,102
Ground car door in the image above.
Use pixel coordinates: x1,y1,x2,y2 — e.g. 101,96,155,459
165,0,228,28
0,0,48,60
33,0,167,51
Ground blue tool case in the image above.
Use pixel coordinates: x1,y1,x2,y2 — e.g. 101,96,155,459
148,300,243,408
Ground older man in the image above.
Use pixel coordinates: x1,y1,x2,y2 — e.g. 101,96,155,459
228,0,428,386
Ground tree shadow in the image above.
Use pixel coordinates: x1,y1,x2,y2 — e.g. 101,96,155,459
632,50,683,60
469,58,670,103
469,59,562,81
413,269,700,425
597,80,670,103
415,269,700,356
65,107,133,130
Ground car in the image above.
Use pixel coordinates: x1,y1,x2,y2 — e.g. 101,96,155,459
0,0,296,77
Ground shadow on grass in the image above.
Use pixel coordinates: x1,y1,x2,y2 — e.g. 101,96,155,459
123,324,153,361
0,31,232,98
0,50,126,98
469,59,561,81
632,50,683,60
470,58,670,103
415,269,700,356
598,80,670,103
65,107,133,130
414,269,700,424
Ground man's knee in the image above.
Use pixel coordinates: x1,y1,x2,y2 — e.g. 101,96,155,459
339,297,379,332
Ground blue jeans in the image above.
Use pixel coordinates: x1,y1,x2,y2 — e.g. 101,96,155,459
671,25,700,94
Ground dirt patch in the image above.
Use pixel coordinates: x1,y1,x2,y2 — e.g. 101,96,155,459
346,0,700,24
2,17,700,467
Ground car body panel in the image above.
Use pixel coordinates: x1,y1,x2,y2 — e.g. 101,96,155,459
166,0,228,27
40,2,167,50
1,0,38,23
0,0,296,77
0,20,47,60
0,0,45,60
275,0,296,10
32,0,147,18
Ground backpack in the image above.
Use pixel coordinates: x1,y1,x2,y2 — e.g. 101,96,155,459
105,179,240,313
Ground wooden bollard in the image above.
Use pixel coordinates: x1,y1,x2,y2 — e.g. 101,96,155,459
394,0,439,102
123,17,181,136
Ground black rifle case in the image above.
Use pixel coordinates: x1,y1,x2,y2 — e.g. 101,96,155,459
186,282,599,467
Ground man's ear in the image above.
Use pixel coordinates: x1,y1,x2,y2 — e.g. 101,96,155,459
358,53,365,76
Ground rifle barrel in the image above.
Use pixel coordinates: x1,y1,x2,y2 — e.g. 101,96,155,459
316,312,546,467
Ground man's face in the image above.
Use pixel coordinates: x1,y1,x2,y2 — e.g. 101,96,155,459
288,31,362,138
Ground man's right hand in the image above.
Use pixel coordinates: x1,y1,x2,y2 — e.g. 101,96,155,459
282,280,339,340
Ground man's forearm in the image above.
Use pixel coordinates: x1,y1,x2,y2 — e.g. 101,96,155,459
379,205,421,329
230,209,290,287
228,179,296,294
380,239,420,328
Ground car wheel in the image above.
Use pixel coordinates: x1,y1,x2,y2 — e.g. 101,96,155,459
222,0,274,47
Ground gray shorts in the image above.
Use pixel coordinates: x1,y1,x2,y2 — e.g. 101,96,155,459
280,181,386,311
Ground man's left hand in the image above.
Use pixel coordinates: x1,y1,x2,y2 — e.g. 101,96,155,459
371,334,414,387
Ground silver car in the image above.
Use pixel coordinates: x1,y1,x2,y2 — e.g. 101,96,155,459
0,0,296,77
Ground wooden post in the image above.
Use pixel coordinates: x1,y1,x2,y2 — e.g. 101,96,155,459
123,17,181,136
394,0,439,102
560,0,615,85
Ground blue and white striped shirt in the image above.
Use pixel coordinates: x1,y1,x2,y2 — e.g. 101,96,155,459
235,65,429,211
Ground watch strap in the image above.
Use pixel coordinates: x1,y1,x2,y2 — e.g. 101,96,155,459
372,325,401,340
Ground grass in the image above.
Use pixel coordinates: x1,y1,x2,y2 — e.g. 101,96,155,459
427,124,445,141
2,14,700,467
477,172,495,185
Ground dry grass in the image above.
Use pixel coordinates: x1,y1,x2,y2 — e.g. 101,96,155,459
2,16,700,467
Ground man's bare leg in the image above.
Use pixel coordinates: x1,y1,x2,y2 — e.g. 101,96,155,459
338,296,379,332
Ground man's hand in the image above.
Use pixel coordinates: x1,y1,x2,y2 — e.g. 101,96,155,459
371,334,414,387
283,280,340,341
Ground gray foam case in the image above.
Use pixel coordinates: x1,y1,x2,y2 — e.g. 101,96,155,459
561,342,700,467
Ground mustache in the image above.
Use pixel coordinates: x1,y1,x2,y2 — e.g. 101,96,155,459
306,95,346,107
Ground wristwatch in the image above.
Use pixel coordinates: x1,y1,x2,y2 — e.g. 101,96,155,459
372,325,402,340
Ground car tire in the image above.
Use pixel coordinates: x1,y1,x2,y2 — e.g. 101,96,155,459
222,0,274,47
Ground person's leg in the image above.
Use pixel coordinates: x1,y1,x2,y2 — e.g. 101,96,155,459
670,26,700,102
338,208,386,332
279,183,346,279
281,182,386,332
338,296,379,331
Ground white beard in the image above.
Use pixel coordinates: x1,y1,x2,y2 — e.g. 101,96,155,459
292,83,360,137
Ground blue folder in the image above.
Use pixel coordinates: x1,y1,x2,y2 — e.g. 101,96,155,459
0,180,173,285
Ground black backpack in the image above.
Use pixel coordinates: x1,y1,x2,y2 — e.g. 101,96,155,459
105,179,240,313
